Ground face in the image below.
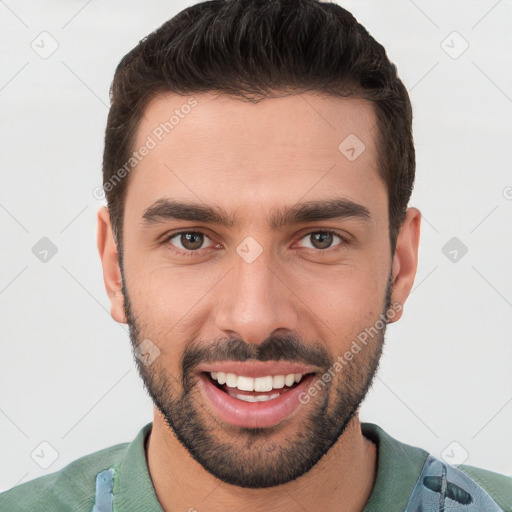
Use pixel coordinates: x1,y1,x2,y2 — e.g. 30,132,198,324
98,91,420,488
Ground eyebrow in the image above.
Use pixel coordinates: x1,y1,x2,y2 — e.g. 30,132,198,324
140,197,371,231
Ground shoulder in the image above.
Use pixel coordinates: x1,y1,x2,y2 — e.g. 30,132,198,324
458,463,512,511
0,442,128,512
361,422,512,511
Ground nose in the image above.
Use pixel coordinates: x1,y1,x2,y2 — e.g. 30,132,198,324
213,245,299,345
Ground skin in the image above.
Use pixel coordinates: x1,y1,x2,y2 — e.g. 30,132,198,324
97,91,421,511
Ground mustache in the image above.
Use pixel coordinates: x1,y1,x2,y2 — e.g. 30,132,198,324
182,333,333,379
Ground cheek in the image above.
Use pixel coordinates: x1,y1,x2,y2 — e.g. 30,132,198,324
141,261,226,311
296,260,387,313
288,262,389,355
125,260,224,353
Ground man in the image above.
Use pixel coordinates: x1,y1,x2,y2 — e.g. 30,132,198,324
1,0,510,510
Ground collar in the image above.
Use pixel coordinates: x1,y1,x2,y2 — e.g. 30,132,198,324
112,422,162,511
361,422,429,511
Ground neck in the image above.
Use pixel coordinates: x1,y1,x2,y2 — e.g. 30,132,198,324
146,409,377,512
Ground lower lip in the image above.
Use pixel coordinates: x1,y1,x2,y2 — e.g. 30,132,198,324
198,373,315,429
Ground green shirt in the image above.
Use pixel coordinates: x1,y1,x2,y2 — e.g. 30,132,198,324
1,422,510,511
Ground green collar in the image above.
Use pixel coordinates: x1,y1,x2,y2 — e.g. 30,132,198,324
361,422,429,511
113,422,162,511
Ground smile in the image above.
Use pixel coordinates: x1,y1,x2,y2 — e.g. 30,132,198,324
196,361,319,428
210,371,306,402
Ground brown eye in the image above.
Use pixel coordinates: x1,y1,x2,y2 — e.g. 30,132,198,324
167,232,213,252
297,231,343,251
180,232,204,250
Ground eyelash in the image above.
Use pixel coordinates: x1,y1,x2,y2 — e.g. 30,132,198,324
162,229,349,258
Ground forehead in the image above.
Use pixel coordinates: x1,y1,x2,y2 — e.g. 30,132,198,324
124,91,385,228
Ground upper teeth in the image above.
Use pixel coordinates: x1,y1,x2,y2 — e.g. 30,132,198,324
210,372,304,392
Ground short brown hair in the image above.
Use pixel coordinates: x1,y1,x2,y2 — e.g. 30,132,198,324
103,0,415,260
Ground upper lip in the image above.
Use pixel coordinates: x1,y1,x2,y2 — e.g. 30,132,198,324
196,360,319,378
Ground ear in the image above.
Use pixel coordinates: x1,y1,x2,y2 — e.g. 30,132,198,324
388,207,421,323
97,206,127,324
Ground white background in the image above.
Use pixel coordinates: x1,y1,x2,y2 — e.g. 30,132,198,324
0,0,511,493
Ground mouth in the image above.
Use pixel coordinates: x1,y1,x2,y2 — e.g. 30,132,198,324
196,362,319,429
208,371,309,401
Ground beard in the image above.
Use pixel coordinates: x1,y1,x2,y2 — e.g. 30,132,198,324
121,274,392,489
